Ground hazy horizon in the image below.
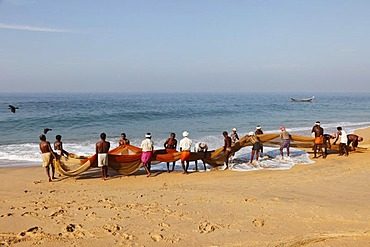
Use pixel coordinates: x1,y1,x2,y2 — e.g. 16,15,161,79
1,0,370,93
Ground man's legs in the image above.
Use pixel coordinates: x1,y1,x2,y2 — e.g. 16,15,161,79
45,166,51,182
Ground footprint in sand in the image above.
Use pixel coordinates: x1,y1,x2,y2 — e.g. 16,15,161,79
103,224,122,234
78,206,91,211
198,221,216,234
49,209,66,217
19,226,42,237
158,222,170,229
252,218,265,227
244,198,257,203
0,213,14,217
61,223,87,238
21,212,38,217
150,233,163,242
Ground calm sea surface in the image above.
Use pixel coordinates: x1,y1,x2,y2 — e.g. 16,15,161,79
1,92,370,168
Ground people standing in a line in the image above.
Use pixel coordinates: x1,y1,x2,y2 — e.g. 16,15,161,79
164,133,177,172
222,131,232,170
54,135,69,160
347,134,363,151
119,133,130,146
279,126,292,159
194,142,208,171
249,132,260,164
311,121,325,158
333,127,349,156
255,125,264,155
179,131,192,174
39,134,56,182
96,133,110,180
141,133,154,177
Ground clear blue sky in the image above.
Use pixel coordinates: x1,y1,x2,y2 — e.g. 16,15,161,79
1,0,370,93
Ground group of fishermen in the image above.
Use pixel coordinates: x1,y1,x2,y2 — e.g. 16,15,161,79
39,122,364,181
310,121,363,159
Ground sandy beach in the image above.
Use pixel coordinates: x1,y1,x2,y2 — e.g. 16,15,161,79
1,129,370,246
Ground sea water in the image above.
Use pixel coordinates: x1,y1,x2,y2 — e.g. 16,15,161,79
1,92,370,171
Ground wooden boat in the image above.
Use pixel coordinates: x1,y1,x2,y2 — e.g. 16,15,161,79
290,96,314,102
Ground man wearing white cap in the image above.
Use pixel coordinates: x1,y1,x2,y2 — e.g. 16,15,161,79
255,125,264,154
230,128,239,145
141,133,154,177
179,131,192,174
194,142,208,171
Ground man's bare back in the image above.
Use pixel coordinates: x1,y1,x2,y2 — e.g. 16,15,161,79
96,140,110,153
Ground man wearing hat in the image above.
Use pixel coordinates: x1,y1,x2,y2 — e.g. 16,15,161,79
141,133,154,177
255,125,264,154
230,128,239,145
179,131,192,174
194,142,208,171
311,121,325,158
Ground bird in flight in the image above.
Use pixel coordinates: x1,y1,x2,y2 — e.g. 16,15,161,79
43,128,52,134
9,105,19,113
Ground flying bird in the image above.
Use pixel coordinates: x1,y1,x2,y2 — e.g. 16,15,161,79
9,105,19,113
43,128,52,134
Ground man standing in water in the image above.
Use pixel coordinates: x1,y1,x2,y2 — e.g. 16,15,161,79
179,131,192,174
119,133,130,146
39,134,56,182
96,133,110,180
255,125,264,155
311,121,325,158
279,126,291,159
141,133,154,177
54,135,69,160
164,132,177,173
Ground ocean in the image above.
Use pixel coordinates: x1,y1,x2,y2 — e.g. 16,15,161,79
1,92,370,171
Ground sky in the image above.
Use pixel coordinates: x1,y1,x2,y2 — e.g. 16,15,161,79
1,0,370,93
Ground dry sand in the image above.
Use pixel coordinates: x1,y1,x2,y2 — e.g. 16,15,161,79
1,128,370,246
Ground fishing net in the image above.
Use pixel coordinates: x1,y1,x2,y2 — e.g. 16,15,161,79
54,134,319,176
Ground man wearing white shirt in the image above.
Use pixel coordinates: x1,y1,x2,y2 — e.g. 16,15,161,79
179,131,192,174
141,133,154,176
333,127,349,156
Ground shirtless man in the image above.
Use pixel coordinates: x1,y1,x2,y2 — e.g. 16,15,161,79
323,134,335,156
311,121,325,158
39,134,56,182
279,126,292,158
347,134,363,151
54,135,69,160
255,125,264,154
223,131,232,170
164,133,177,173
96,133,110,180
118,133,130,146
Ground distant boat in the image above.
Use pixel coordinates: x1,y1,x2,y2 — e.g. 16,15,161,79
290,96,314,102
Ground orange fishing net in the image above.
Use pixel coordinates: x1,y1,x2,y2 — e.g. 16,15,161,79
54,134,318,176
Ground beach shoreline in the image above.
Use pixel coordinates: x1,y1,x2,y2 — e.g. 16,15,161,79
1,129,370,246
